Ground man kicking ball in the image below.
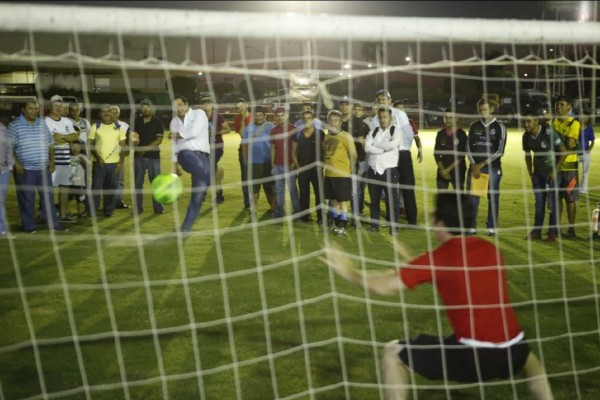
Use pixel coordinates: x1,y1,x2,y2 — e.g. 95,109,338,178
321,192,553,400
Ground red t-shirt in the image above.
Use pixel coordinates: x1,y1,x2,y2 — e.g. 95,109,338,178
234,113,252,135
400,236,522,344
270,123,297,166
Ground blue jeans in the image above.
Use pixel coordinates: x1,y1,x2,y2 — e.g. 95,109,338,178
0,170,12,232
531,173,558,235
466,165,502,229
14,168,60,230
91,162,119,216
351,160,368,216
271,165,300,218
178,150,210,232
134,157,163,213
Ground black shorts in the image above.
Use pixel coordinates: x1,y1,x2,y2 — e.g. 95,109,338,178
323,177,352,202
250,163,274,194
558,171,579,202
398,334,530,383
67,186,86,203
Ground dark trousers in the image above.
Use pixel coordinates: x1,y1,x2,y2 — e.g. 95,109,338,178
368,168,400,231
14,168,59,230
297,166,323,222
238,148,249,208
397,150,417,225
178,150,210,232
134,157,163,213
91,162,119,216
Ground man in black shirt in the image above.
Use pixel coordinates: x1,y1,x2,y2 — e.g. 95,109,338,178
340,96,371,222
291,110,325,223
131,99,165,215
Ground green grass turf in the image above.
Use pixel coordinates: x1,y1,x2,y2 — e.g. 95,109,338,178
1,127,599,399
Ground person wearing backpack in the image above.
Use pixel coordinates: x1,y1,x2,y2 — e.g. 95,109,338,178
365,106,402,234
551,95,581,238
522,111,567,242
87,104,127,218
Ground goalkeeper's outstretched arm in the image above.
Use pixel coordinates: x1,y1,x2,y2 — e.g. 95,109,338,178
321,245,406,296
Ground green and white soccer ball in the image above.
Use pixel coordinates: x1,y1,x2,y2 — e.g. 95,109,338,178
151,173,183,204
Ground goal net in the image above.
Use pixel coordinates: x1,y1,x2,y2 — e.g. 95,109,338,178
1,3,599,400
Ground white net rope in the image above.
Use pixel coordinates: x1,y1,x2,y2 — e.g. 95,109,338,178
1,3,599,400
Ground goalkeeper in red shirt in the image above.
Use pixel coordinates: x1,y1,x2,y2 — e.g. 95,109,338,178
322,192,553,400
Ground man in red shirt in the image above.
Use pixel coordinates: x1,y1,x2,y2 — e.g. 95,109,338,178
270,106,300,219
322,192,553,400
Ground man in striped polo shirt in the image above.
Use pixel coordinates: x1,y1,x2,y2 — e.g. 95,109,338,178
45,95,79,223
9,99,66,233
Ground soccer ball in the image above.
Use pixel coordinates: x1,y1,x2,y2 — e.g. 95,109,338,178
151,173,183,204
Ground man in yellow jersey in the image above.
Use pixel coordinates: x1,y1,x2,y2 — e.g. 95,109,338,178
88,104,127,218
322,110,357,236
551,95,580,238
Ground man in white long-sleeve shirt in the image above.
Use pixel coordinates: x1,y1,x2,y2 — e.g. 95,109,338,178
170,95,210,233
372,89,418,225
365,106,402,234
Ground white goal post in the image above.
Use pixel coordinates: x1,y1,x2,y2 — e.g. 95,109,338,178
1,3,600,400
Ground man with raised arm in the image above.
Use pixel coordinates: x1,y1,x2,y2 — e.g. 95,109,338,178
322,192,554,400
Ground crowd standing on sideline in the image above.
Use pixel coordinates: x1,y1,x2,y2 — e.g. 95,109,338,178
0,90,596,240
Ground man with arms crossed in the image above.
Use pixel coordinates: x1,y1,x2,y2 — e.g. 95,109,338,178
322,192,554,400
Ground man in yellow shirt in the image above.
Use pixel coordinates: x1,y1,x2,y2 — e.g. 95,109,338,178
88,104,127,218
323,110,357,236
551,95,580,238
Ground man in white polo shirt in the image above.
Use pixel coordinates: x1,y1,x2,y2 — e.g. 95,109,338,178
170,95,211,233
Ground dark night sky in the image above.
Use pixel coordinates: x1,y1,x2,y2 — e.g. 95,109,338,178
18,1,590,21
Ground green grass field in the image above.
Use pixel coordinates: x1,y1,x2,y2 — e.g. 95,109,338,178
1,128,599,400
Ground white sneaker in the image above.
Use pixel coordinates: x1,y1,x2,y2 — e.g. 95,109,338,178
0,231,16,239
468,228,477,235
486,228,496,237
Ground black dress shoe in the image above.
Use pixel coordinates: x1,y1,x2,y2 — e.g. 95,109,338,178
115,201,130,209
